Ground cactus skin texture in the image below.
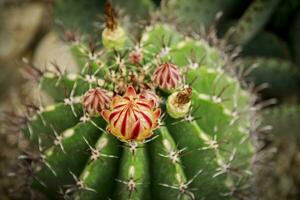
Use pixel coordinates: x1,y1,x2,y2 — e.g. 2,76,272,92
21,20,254,199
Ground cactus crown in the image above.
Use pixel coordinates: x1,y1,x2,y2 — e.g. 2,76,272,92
19,2,255,200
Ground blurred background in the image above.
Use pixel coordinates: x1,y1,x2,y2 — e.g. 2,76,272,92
0,0,299,199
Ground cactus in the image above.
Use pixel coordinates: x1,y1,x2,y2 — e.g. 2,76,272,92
18,3,255,200
111,0,154,20
225,0,280,46
241,31,291,60
161,0,245,31
54,0,154,37
54,0,104,36
242,57,300,99
254,105,300,200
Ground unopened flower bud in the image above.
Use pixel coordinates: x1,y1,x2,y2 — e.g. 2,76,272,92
102,26,126,50
101,86,161,141
83,87,111,115
139,89,161,107
102,1,126,49
129,49,143,64
152,63,183,92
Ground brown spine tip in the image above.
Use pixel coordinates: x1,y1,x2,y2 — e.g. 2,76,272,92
105,0,118,31
175,88,192,105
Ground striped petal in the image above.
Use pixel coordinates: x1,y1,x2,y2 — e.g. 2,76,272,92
125,85,137,98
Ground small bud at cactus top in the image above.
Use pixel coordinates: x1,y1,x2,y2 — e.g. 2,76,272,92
129,48,143,64
101,86,161,141
102,1,126,49
83,87,111,115
139,89,161,107
102,26,126,50
152,63,183,92
167,88,192,118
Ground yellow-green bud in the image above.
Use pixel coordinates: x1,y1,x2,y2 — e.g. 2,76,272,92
102,26,126,50
166,88,192,119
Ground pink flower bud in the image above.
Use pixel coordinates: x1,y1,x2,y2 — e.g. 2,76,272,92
139,89,161,107
83,87,111,115
129,49,143,65
152,63,183,91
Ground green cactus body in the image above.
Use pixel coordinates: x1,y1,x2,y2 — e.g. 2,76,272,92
254,105,300,199
226,0,280,45
22,23,254,200
162,0,245,31
242,57,300,99
241,31,291,59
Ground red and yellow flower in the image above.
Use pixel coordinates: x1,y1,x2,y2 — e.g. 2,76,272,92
101,86,161,141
